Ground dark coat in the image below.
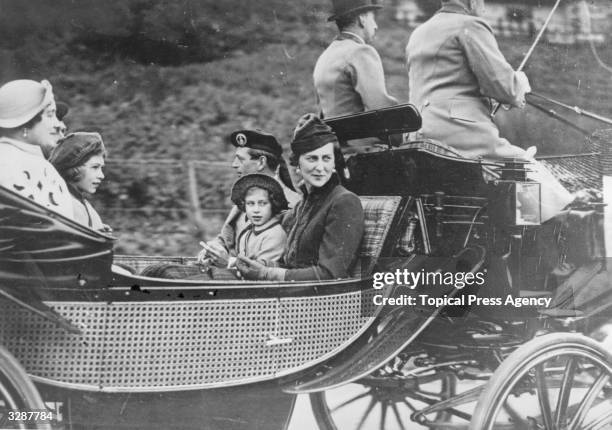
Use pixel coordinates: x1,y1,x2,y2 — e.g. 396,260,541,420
282,175,364,281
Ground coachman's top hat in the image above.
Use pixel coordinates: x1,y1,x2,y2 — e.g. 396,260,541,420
328,0,383,22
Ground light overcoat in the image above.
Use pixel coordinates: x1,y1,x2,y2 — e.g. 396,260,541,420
406,0,528,160
406,1,572,220
314,32,397,118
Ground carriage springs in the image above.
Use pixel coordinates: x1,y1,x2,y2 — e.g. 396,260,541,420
371,270,552,308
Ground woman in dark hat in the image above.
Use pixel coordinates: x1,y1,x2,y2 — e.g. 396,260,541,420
49,132,110,232
236,114,364,281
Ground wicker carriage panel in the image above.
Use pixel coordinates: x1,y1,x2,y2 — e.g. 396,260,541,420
276,289,376,373
0,300,107,386
0,299,279,390
99,300,277,388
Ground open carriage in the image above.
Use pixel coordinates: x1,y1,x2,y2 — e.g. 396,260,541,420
0,105,610,429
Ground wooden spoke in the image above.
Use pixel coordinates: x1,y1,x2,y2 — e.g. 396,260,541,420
569,372,610,430
380,402,388,429
401,398,417,412
330,390,371,413
355,397,377,430
535,363,554,430
581,409,612,430
470,334,612,430
391,403,408,430
555,357,577,428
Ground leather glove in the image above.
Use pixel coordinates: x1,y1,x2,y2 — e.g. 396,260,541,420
236,256,286,281
198,241,230,267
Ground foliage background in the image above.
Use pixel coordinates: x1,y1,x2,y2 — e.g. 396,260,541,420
1,0,611,255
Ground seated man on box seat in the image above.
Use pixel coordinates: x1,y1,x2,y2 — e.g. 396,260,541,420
406,0,572,221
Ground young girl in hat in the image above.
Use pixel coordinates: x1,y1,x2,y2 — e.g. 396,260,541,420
201,173,289,273
140,173,288,280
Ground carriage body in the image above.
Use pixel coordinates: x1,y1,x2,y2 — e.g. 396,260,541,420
0,106,610,429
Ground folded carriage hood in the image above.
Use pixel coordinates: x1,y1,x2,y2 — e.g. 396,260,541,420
0,186,114,290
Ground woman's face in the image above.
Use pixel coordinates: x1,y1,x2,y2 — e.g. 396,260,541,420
27,101,63,158
75,154,105,194
298,142,335,191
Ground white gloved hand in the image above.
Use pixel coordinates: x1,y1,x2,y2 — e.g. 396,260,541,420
198,241,230,267
515,71,531,108
525,146,537,159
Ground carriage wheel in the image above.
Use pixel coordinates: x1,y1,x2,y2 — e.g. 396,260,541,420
469,332,612,430
310,370,457,430
0,346,50,429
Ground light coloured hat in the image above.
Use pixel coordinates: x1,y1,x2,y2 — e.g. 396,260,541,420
0,79,54,128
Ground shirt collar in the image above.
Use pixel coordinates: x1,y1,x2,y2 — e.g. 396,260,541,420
0,137,45,157
251,215,282,235
438,0,471,16
338,31,365,45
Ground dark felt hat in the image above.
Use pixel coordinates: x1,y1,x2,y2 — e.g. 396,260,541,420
230,173,288,212
290,113,338,157
56,101,69,121
229,129,283,158
328,0,383,22
49,132,105,174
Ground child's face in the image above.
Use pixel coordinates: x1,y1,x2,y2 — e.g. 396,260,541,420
244,187,273,226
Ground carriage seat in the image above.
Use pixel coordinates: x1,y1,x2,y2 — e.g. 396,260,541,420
351,195,403,278
114,196,404,280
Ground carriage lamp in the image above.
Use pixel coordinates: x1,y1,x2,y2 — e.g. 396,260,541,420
490,160,541,226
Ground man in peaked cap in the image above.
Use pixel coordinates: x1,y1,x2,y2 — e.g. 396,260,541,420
197,129,300,267
313,0,398,119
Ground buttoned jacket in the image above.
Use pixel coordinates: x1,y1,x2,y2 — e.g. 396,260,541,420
235,216,287,266
282,175,364,282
